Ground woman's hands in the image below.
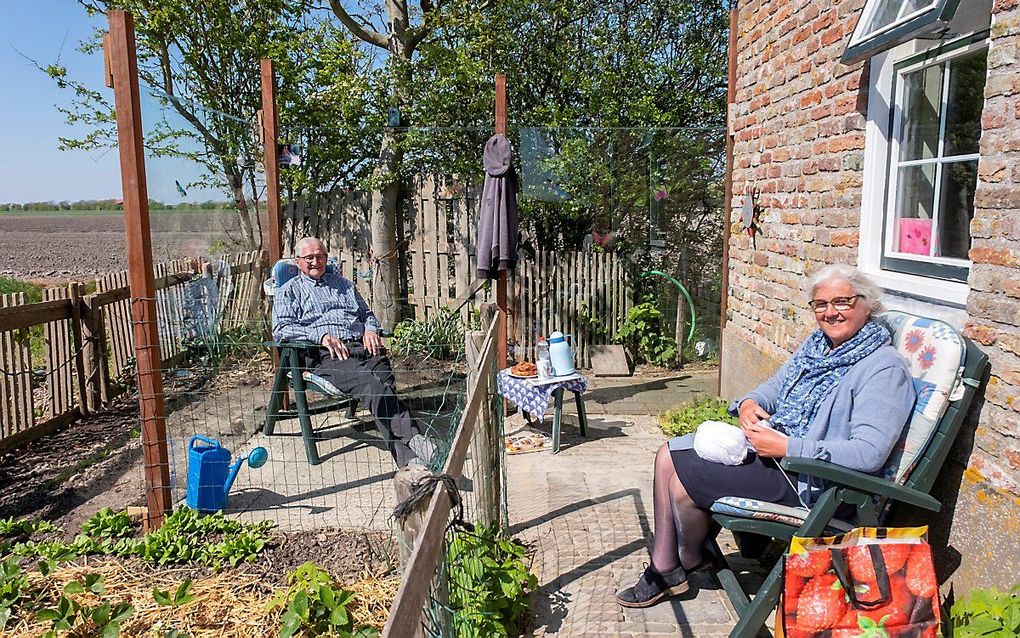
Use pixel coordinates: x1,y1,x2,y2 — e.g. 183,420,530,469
743,424,789,458
738,399,788,458
738,399,770,428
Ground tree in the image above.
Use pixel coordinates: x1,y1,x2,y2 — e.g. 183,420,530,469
43,0,373,252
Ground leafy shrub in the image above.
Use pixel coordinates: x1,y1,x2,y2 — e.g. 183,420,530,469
447,524,537,638
658,395,738,437
81,508,135,539
269,562,378,638
390,309,465,360
951,585,1020,637
614,302,679,368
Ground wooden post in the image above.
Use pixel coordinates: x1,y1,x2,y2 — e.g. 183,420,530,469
466,330,498,527
108,9,172,527
393,464,432,567
260,59,283,266
718,6,738,394
68,284,89,417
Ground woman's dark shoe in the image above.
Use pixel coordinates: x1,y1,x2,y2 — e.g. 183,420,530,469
615,563,690,608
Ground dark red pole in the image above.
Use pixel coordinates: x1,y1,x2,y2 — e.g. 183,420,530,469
261,59,282,265
495,74,509,375
718,6,738,394
108,9,171,528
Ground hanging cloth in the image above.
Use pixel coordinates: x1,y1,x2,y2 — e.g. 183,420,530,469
476,134,519,279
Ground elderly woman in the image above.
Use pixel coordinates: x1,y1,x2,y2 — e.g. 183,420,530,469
616,264,915,608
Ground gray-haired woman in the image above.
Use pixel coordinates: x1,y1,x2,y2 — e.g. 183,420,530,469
616,265,915,608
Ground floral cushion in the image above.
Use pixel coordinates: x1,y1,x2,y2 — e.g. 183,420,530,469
710,497,855,533
879,311,966,484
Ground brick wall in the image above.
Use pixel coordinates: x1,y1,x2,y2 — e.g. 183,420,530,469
723,0,1020,593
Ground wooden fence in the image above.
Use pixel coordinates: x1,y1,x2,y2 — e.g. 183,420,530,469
382,315,501,638
0,251,263,452
282,178,637,367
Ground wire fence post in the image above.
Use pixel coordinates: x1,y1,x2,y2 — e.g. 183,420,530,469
108,9,172,528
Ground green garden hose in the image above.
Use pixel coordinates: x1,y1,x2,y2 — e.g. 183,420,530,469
639,270,696,344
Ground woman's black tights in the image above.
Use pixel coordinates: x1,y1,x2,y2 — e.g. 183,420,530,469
650,443,710,574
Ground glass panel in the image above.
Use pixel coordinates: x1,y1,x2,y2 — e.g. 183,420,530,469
865,0,937,36
936,159,978,259
899,63,943,161
944,49,988,157
892,163,936,256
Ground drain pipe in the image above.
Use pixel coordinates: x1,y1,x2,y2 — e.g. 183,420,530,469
718,3,739,394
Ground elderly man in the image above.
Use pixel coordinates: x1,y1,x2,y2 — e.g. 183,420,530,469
272,237,435,468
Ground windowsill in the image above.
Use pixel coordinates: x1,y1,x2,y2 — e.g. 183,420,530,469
861,267,969,307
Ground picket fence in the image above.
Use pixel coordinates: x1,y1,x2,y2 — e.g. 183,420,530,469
282,178,635,367
0,251,263,451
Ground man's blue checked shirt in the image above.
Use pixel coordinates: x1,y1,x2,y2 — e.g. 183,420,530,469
272,272,382,343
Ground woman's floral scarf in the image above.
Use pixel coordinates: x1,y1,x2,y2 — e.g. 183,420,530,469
771,319,890,438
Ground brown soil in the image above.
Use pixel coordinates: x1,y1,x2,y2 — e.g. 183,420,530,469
0,211,244,280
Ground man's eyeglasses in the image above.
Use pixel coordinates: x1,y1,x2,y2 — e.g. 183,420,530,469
808,295,862,313
296,254,327,263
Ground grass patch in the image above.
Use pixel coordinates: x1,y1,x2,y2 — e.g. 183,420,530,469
658,395,738,437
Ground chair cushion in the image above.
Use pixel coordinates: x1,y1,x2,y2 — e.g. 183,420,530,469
879,311,967,484
710,496,855,533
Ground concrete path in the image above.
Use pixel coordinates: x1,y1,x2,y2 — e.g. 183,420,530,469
506,368,762,637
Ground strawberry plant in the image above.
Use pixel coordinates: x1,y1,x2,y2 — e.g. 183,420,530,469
36,574,134,638
0,559,29,630
152,580,195,608
950,584,1020,637
269,562,378,638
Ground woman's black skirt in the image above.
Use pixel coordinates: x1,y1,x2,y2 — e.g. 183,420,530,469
670,446,802,511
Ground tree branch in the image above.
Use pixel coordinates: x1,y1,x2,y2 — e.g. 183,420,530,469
327,0,388,49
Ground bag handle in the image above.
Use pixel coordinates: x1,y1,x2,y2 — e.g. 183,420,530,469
829,545,891,610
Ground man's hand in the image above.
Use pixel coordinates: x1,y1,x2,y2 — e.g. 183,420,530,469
737,398,771,428
363,330,384,357
322,334,349,360
743,423,788,458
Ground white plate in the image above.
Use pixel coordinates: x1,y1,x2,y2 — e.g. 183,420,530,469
507,371,538,379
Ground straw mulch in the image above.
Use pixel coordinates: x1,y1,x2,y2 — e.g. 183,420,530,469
1,557,398,637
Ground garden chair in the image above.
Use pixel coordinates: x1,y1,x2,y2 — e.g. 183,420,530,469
705,311,989,638
263,259,359,465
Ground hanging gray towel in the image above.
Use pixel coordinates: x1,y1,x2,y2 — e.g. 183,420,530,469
476,134,519,279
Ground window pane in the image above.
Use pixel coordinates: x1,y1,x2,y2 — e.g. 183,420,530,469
900,64,943,161
892,163,936,255
866,0,937,35
937,160,978,259
944,49,988,157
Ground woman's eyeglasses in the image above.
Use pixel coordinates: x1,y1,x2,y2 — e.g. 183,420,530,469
808,295,862,313
296,254,327,263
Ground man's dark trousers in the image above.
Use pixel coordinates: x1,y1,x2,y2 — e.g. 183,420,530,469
305,342,420,467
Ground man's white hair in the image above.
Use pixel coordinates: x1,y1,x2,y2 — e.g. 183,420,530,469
805,264,885,314
295,237,325,255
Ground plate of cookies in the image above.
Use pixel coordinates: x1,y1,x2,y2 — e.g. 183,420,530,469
508,361,538,378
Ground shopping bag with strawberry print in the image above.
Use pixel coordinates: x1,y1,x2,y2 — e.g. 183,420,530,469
781,526,940,638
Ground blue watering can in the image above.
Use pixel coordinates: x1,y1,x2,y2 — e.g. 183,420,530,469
185,435,268,513
548,331,576,376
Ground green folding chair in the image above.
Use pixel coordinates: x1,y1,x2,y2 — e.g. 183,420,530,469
263,259,359,465
706,311,989,637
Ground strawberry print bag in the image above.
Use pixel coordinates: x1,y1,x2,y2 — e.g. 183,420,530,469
781,527,941,638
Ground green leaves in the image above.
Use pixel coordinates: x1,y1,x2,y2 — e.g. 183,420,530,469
658,395,737,438
81,508,137,539
272,562,375,638
615,302,680,368
952,585,1020,637
153,579,195,608
447,524,537,638
390,310,468,361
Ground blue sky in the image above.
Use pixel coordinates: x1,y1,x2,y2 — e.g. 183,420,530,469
0,1,121,203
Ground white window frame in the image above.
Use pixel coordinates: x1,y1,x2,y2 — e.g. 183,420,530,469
844,0,962,64
858,32,988,307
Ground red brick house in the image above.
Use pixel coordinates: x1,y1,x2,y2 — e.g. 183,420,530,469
720,0,1019,592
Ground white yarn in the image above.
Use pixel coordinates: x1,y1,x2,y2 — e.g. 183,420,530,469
693,420,749,466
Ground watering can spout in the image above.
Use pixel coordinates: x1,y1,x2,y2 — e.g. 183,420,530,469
223,458,245,496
